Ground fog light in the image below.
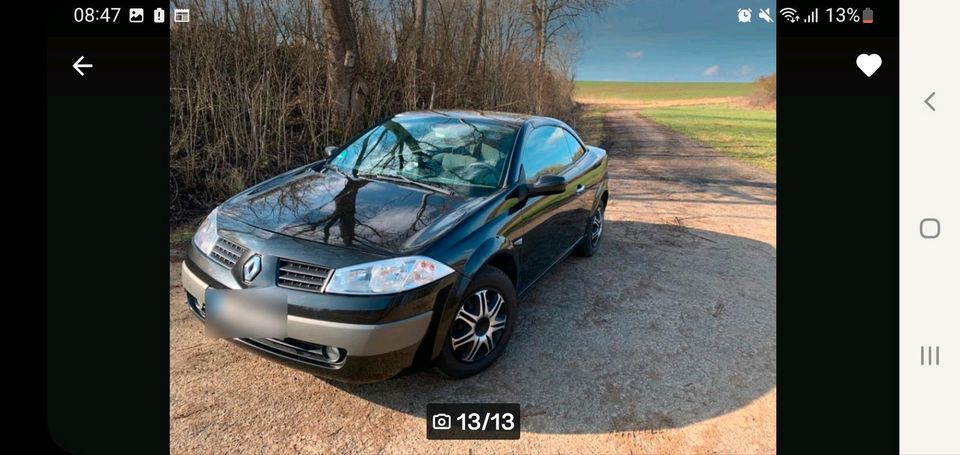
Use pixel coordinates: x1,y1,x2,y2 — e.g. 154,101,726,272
323,346,342,362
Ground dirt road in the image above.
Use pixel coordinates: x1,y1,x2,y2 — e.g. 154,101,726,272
170,108,776,454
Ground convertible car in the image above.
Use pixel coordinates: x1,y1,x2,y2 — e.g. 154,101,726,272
181,110,609,382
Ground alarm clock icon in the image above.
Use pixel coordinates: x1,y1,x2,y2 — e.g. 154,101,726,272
737,8,752,23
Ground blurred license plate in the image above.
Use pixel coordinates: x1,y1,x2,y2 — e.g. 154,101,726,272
203,288,287,339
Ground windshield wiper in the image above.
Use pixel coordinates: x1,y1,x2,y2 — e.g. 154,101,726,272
359,173,453,195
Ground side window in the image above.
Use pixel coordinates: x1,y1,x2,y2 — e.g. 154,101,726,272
520,126,574,184
563,130,586,162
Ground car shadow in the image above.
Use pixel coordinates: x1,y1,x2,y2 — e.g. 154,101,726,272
326,219,775,434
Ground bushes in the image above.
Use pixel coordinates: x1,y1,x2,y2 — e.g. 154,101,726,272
746,73,776,108
170,0,581,222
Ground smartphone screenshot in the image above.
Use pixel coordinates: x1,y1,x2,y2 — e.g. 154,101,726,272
46,1,947,453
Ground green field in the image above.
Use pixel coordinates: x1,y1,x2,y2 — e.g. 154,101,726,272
639,104,776,172
574,81,753,102
575,81,775,172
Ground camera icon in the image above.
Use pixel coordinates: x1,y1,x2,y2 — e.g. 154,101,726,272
431,413,452,430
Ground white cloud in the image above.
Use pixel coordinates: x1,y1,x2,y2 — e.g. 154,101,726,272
546,127,566,144
738,64,753,76
626,49,644,59
703,65,720,76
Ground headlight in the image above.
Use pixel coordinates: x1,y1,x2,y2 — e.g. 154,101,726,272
325,256,455,295
192,207,219,255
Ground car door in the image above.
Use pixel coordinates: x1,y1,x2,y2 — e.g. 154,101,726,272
515,126,582,290
560,129,592,229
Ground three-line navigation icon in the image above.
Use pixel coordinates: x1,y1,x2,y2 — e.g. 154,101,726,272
920,346,940,366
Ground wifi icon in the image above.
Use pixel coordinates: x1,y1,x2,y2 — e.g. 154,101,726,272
780,7,800,23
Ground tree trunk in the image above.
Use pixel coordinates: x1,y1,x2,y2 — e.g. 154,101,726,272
533,0,547,71
323,0,361,122
411,0,428,108
468,0,484,76
414,0,428,71
531,0,547,113
304,0,314,43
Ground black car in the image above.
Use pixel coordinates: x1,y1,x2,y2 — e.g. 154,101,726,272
181,110,609,382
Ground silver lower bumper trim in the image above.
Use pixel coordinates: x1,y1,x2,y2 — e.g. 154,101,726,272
180,261,433,356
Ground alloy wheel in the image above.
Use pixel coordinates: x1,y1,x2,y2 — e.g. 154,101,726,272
591,206,604,247
450,288,508,363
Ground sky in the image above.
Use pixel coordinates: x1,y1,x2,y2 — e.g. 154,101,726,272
573,0,776,82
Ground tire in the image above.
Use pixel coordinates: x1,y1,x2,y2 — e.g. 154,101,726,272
436,266,518,379
574,201,606,257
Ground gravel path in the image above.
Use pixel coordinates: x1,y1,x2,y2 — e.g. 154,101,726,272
170,108,776,454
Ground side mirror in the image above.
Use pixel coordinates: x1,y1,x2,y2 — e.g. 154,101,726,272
322,145,339,158
527,175,566,197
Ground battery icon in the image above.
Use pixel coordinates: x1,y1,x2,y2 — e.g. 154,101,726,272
863,8,874,24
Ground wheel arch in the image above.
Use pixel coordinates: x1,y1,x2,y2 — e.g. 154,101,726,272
594,180,609,212
425,236,518,360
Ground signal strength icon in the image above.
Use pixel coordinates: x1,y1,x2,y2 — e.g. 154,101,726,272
803,8,819,23
779,7,799,23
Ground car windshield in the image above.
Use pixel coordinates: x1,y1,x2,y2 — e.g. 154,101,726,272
327,116,518,196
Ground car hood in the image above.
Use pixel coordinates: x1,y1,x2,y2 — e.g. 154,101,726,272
220,166,481,255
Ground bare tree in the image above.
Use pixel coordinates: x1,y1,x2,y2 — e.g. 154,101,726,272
323,0,363,123
170,0,589,221
468,0,485,76
529,0,608,112
413,0,428,71
530,0,607,68
410,0,428,108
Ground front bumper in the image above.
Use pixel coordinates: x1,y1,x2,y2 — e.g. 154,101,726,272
181,256,446,383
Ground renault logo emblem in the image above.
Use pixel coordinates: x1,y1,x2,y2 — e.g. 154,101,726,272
242,254,262,282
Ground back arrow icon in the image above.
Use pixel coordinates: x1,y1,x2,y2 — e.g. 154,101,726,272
924,92,936,111
73,56,93,76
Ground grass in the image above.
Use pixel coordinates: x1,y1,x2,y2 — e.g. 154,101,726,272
171,224,196,245
573,104,614,147
574,81,776,172
575,82,753,103
639,104,776,172
170,218,202,258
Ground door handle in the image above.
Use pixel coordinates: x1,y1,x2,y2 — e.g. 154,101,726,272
575,184,585,195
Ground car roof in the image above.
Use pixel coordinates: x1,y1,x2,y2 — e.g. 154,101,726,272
393,110,566,129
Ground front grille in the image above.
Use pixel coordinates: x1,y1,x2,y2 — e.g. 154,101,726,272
210,237,247,268
277,259,333,293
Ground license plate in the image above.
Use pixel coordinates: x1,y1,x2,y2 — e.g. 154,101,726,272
203,288,287,339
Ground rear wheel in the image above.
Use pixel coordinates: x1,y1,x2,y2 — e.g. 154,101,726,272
575,202,605,257
436,266,517,378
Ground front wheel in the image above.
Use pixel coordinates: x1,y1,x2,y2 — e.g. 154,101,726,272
574,202,605,257
436,266,518,379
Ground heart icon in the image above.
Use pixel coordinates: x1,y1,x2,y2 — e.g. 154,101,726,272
856,54,882,77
